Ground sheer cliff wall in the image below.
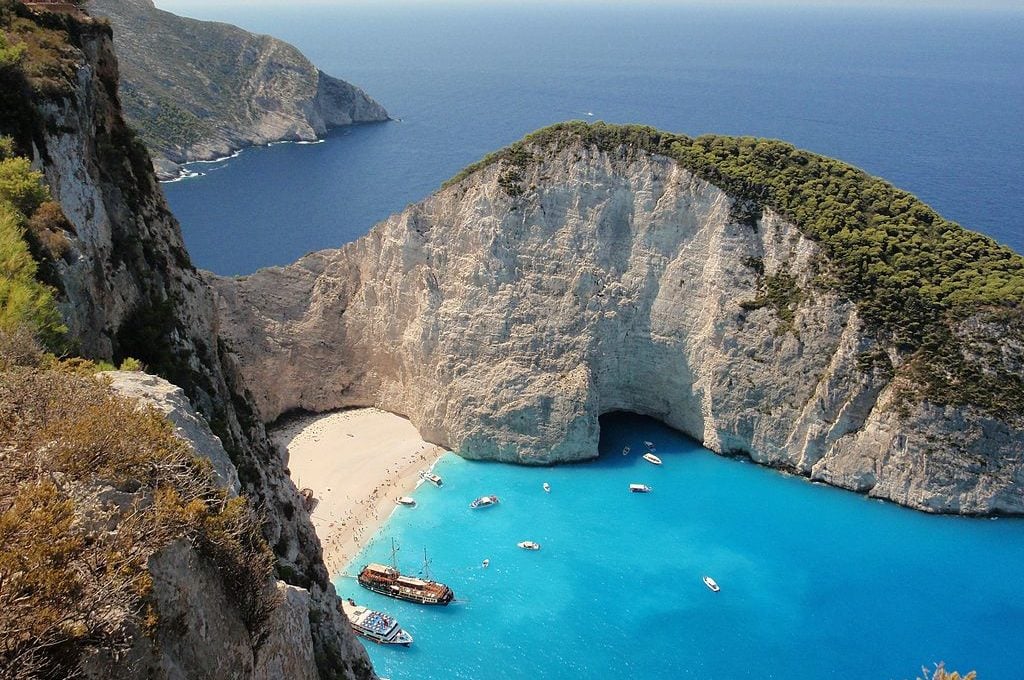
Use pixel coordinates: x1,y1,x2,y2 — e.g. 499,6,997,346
1,6,372,677
213,139,1024,515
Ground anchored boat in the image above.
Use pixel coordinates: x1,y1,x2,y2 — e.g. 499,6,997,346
341,598,414,646
419,471,443,487
357,539,455,605
517,541,541,551
470,495,500,509
703,576,720,592
395,496,416,507
643,452,662,466
629,483,652,493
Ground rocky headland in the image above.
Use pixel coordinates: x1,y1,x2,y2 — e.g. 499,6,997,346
87,0,389,179
1,3,373,677
213,123,1024,516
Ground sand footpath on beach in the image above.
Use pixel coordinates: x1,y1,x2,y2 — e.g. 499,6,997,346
271,408,446,575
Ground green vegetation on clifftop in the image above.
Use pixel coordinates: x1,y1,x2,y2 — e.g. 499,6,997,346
447,121,1024,418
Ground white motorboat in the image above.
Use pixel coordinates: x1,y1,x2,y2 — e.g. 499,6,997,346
517,541,541,551
341,599,414,646
419,471,443,487
395,496,416,507
470,495,500,509
643,452,662,466
543,482,551,493
703,576,720,592
622,446,630,456
629,483,652,493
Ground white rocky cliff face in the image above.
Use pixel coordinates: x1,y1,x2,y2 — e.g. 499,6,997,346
212,141,1024,515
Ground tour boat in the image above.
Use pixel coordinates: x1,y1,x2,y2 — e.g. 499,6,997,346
419,471,443,487
395,496,416,507
357,540,455,605
517,541,541,551
643,452,662,466
341,599,414,646
543,482,551,493
470,495,500,509
629,483,652,493
703,576,720,592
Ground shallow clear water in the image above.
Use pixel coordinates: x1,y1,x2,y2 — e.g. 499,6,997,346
337,414,1024,680
159,3,1024,275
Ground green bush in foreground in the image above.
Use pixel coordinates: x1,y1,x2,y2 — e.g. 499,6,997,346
0,139,65,347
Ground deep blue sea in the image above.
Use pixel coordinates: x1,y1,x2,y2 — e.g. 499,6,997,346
158,2,1024,275
153,3,1024,678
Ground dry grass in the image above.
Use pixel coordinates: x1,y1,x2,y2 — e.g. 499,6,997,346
0,330,278,679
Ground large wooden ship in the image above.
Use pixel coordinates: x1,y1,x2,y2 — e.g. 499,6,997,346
357,540,454,605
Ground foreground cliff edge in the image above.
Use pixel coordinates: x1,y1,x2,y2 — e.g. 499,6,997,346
1,4,373,677
214,122,1024,516
88,0,389,180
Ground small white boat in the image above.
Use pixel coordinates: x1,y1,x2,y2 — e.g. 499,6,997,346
395,496,416,507
643,452,662,466
482,558,490,568
643,440,656,450
629,483,652,493
517,541,541,551
622,446,630,456
419,471,443,487
543,482,551,493
469,495,500,509
703,576,720,592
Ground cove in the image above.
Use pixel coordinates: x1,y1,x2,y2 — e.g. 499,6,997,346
337,413,1024,680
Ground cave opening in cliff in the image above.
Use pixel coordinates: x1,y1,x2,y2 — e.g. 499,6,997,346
597,410,703,463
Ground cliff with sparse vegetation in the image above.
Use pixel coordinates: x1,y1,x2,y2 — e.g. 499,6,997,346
215,121,1024,515
87,0,388,179
0,2,373,677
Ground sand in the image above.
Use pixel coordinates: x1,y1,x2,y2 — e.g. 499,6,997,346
270,408,447,576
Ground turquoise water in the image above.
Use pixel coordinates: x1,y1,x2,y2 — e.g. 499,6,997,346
336,414,1024,680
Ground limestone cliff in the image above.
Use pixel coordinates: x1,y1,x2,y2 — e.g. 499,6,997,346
213,125,1024,516
0,4,372,677
87,0,389,179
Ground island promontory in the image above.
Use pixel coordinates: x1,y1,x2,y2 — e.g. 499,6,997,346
213,122,1024,516
87,0,389,179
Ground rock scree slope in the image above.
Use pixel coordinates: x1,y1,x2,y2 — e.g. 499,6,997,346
88,0,389,179
213,122,1024,516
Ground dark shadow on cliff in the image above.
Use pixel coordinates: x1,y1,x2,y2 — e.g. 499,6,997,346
596,411,707,470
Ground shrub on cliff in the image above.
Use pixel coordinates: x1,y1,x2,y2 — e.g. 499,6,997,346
0,137,65,347
0,334,278,678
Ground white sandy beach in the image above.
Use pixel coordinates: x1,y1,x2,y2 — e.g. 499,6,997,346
271,408,447,575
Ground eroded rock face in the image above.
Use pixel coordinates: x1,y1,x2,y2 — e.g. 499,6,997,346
5,12,373,678
213,141,1024,515
88,0,389,179
102,371,373,680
